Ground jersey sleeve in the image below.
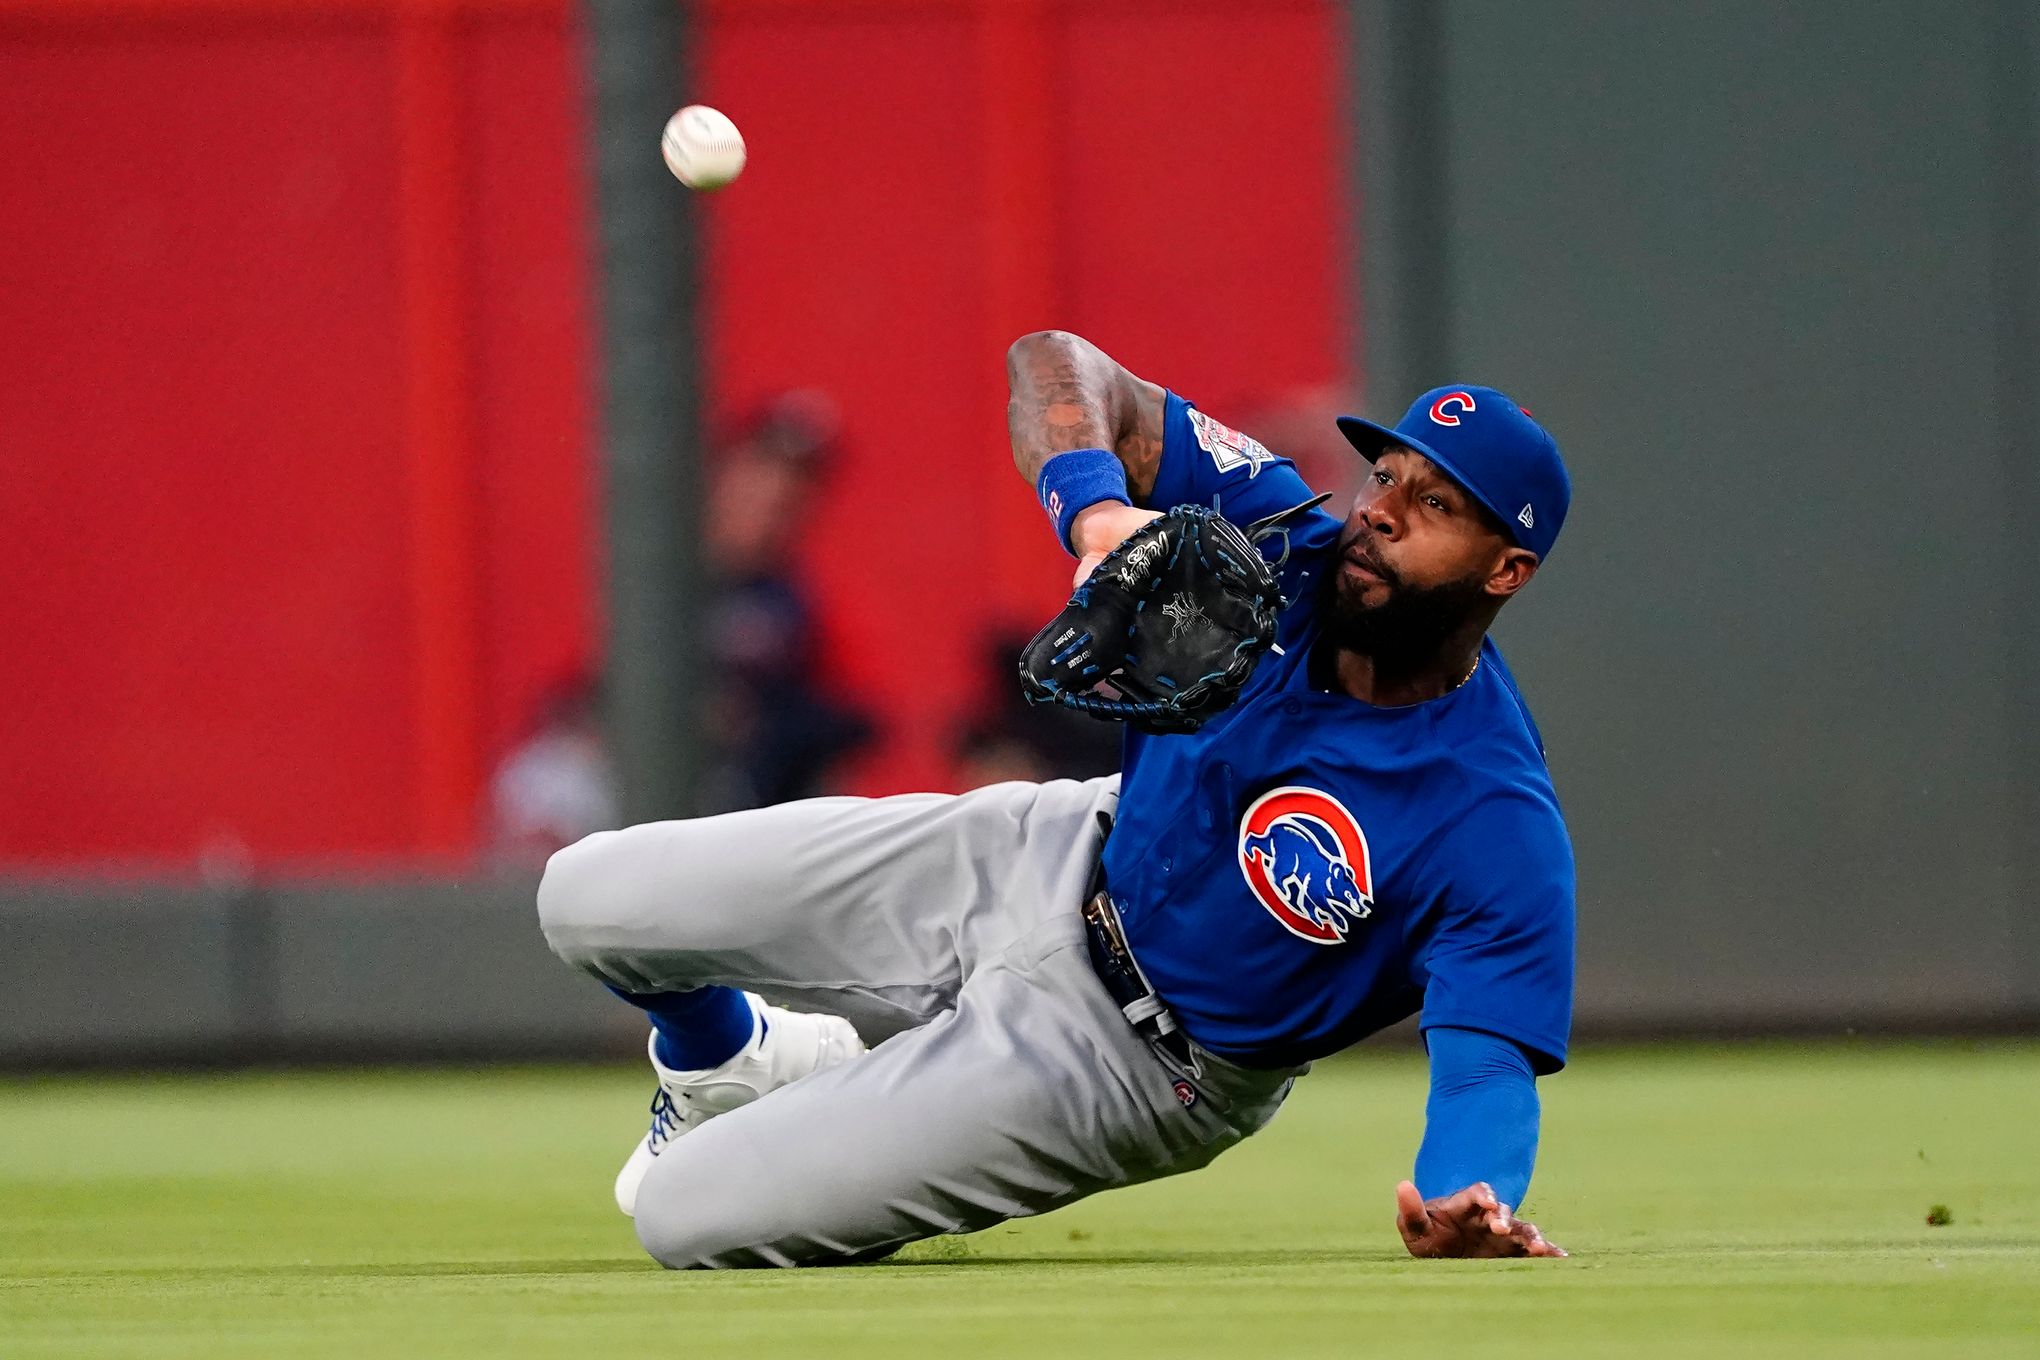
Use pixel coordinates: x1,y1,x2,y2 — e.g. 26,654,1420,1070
1414,1026,1541,1209
1142,390,1322,525
1414,793,1576,1074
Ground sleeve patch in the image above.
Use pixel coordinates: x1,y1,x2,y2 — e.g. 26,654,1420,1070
1187,408,1275,478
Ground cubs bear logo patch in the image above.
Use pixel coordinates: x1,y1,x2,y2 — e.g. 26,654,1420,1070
1237,786,1375,945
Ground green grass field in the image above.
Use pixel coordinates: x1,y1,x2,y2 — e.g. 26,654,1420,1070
3,1042,2036,1359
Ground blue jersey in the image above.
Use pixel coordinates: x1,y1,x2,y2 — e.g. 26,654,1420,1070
1102,392,1576,1073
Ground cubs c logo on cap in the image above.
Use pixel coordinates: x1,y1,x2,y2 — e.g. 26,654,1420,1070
1428,390,1477,427
1237,786,1375,945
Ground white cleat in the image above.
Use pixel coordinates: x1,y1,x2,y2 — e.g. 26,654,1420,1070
613,994,866,1217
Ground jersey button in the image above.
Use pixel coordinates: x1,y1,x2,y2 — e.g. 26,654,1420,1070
1284,699,1303,716
1161,856,1174,874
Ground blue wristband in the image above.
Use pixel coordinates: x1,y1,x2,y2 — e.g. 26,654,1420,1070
1036,447,1130,556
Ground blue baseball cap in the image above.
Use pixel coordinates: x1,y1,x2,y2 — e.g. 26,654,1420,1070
1335,386,1570,559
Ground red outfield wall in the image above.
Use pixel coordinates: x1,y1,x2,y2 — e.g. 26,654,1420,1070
0,0,1347,869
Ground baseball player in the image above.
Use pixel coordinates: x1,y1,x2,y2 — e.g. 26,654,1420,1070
537,329,1575,1267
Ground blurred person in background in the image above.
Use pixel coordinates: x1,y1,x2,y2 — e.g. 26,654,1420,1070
489,674,619,868
491,392,873,864
700,391,876,812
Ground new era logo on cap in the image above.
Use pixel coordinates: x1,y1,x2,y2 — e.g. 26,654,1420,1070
1334,385,1571,560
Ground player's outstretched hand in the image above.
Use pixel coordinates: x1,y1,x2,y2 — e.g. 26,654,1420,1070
1394,1180,1567,1259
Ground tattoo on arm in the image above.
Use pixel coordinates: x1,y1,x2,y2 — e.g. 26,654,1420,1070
1116,377,1166,501
1007,330,1167,501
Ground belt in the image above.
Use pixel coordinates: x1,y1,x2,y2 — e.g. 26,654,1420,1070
1081,890,1194,1066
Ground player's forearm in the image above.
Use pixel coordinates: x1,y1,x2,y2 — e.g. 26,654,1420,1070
1413,1027,1541,1210
1006,330,1165,500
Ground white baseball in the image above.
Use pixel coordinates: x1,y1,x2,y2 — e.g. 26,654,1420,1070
661,104,746,191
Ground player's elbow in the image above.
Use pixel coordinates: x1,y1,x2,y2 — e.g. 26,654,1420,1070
1006,328,1092,378
1008,328,1078,357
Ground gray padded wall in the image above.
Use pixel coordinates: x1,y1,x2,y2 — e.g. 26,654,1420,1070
0,886,244,1061
0,879,631,1064
1360,0,2039,1026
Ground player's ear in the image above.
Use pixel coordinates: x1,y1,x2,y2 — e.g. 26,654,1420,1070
1484,547,1539,600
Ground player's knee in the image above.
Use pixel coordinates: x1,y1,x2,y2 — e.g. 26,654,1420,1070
534,830,627,963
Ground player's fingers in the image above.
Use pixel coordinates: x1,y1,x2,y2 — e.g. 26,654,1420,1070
1437,1181,1498,1232
1487,1199,1515,1236
1394,1180,1430,1244
1510,1218,1566,1258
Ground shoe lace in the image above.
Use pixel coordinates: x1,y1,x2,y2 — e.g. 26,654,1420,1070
646,1089,684,1150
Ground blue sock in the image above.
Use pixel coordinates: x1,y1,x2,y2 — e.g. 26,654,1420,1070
603,984,761,1070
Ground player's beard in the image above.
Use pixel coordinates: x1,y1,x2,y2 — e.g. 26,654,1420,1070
1318,546,1490,668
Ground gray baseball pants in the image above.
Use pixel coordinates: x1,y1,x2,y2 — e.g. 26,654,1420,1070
536,775,1299,1269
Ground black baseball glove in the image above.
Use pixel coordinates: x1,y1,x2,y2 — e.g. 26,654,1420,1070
1018,494,1328,734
